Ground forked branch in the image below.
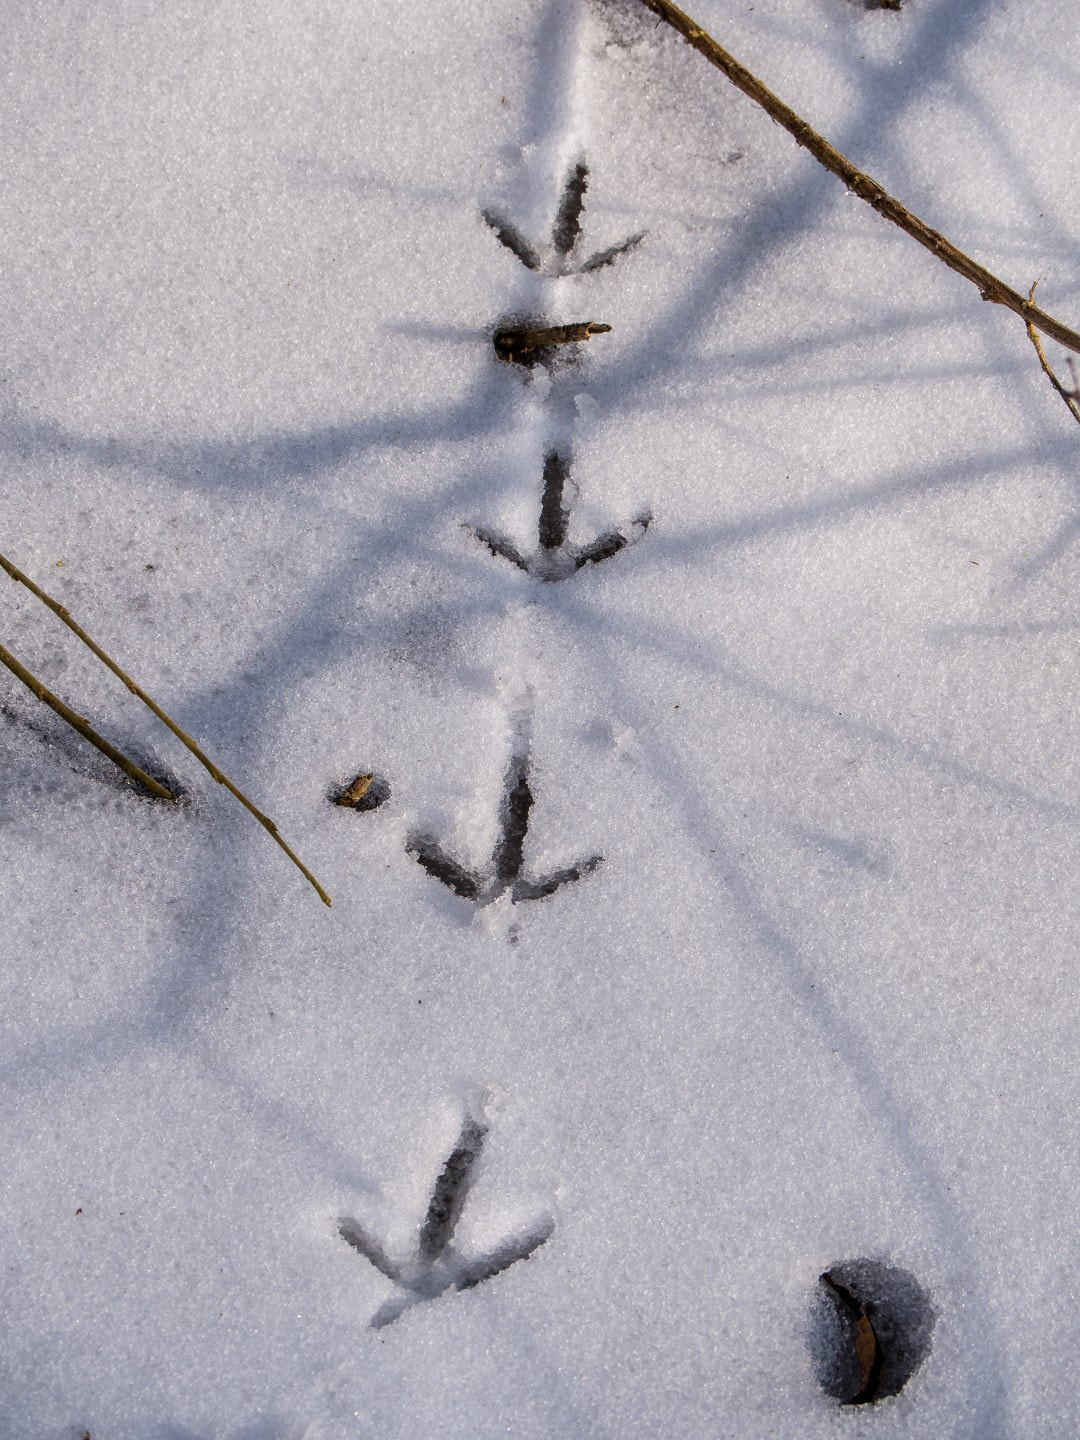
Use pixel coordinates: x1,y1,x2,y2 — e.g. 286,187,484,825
1,552,331,906
1026,284,1080,427
633,0,1080,355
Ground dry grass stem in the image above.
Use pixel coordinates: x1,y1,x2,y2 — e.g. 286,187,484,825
633,0,1080,355
0,640,175,800
0,552,331,906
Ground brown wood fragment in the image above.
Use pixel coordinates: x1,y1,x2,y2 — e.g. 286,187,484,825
334,771,374,808
493,321,612,366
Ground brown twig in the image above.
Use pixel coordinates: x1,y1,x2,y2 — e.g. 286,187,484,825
1026,284,1080,426
0,552,331,906
0,640,175,800
494,321,612,365
633,0,1080,355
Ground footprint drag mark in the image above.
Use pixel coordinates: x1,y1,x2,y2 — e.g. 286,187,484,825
539,451,572,551
419,1116,488,1259
338,1113,554,1329
551,159,588,260
473,157,650,581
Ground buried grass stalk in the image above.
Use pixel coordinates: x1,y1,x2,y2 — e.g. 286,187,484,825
0,551,331,906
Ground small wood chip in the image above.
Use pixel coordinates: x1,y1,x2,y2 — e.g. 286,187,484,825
493,321,612,365
334,771,375,808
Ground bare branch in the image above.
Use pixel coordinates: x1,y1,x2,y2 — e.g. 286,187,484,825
634,0,1080,355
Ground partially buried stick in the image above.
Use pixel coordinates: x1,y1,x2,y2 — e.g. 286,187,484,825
634,0,1080,355
0,552,331,907
0,640,175,801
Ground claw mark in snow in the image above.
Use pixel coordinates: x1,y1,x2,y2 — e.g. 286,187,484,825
473,155,650,580
480,212,543,272
338,1113,554,1329
406,702,601,904
484,159,645,279
469,448,651,582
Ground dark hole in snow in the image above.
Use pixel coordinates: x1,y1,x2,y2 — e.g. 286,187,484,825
809,1258,935,1405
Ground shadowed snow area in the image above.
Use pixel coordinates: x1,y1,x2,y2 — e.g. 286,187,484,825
2,0,1080,1434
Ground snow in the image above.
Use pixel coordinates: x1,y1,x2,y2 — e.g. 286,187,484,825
2,0,1079,1434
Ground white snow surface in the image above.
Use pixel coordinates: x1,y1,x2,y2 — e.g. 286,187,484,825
2,0,1080,1434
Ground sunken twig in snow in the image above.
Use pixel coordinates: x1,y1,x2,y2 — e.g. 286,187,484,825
0,551,330,906
0,639,175,801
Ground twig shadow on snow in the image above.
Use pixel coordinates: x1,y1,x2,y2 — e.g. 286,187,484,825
563,596,1014,1433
